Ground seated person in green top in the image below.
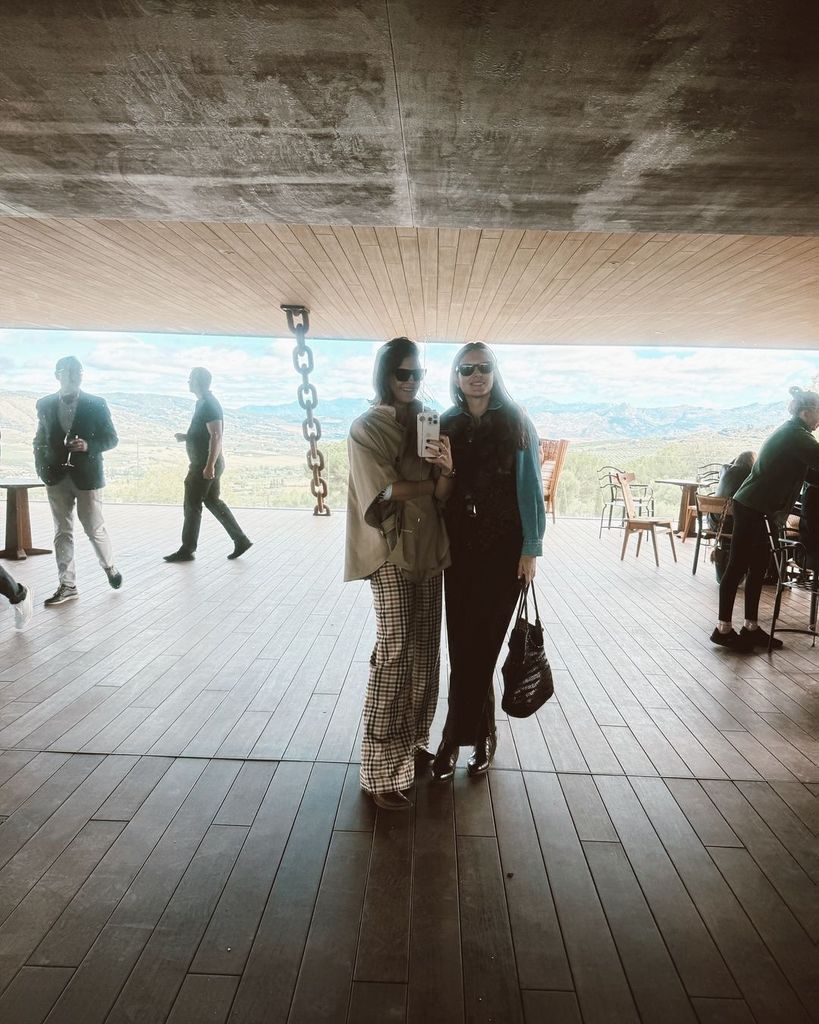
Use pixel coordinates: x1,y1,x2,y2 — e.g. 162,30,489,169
711,451,756,582
711,387,819,652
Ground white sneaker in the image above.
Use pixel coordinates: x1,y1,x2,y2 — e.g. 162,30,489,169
14,585,33,629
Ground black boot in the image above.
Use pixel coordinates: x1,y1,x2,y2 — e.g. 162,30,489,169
467,730,497,777
431,739,459,782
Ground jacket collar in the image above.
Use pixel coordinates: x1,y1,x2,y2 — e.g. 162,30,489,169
451,398,502,422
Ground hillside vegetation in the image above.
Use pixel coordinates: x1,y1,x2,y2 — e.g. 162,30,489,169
0,390,783,517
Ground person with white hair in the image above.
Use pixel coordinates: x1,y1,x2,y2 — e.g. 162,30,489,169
711,386,819,652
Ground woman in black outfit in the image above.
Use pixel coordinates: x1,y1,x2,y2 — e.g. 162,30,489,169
431,343,545,780
711,386,819,652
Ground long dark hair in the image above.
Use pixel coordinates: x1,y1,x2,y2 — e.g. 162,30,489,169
449,342,527,447
372,336,420,405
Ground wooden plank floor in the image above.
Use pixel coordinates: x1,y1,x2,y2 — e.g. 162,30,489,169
1,503,817,1023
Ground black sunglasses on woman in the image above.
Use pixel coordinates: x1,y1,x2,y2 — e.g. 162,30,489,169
457,361,494,377
394,367,426,382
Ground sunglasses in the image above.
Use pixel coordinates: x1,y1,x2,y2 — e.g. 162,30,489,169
394,368,426,382
457,361,494,377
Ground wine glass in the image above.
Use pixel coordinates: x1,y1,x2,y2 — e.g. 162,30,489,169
63,432,78,468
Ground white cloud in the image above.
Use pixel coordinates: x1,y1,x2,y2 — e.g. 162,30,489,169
2,329,819,412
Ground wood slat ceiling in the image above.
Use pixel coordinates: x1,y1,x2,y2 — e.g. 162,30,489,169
1,215,817,348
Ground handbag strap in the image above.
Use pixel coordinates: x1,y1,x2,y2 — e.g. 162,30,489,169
514,585,527,622
518,583,542,626
529,584,541,625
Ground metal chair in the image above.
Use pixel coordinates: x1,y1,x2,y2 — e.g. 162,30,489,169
696,463,723,491
766,520,819,650
597,466,654,537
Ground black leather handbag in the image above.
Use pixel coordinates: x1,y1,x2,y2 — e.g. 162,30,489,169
501,584,554,718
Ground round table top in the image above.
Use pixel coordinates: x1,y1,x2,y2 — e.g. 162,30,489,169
0,480,44,489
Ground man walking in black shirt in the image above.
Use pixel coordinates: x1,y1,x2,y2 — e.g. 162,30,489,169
164,367,252,563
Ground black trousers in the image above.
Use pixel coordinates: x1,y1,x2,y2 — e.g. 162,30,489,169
181,461,247,554
718,501,770,622
442,540,522,745
0,565,24,604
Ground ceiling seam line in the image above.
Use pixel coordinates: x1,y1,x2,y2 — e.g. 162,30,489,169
385,0,414,230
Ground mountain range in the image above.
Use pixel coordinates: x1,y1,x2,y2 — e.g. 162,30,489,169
0,390,789,445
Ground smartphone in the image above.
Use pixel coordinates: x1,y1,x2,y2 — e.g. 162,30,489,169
417,410,440,458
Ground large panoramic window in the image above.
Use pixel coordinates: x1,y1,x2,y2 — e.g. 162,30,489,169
1,330,817,517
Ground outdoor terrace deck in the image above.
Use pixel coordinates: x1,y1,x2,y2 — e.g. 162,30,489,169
0,503,817,1023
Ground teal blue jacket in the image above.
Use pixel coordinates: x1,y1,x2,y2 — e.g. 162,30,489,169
517,417,547,556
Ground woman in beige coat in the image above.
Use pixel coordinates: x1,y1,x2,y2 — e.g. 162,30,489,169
345,337,452,810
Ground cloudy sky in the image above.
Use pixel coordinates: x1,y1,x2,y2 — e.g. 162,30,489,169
1,328,818,410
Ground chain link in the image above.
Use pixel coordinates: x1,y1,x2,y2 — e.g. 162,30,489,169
281,304,330,516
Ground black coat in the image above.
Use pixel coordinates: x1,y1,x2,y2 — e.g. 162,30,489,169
33,392,118,490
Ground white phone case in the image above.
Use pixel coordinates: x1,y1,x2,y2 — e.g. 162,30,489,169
417,410,440,458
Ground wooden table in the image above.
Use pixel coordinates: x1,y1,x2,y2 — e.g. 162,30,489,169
655,478,700,537
0,480,51,560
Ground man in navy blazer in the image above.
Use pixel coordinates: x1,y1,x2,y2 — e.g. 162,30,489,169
33,356,123,606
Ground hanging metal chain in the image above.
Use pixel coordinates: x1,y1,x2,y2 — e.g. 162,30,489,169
281,304,330,516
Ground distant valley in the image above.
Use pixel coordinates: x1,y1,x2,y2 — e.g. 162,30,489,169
0,390,787,516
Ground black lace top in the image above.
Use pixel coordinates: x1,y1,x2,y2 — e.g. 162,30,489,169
441,404,523,556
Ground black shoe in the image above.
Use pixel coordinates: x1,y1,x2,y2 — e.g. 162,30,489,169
467,732,497,777
414,748,435,777
105,566,123,589
740,626,783,650
227,538,252,560
164,550,195,563
431,741,459,782
709,627,754,652
371,791,411,811
44,584,78,607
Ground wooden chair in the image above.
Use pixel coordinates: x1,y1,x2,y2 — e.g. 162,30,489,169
539,438,569,523
681,463,724,541
597,465,654,536
692,494,731,575
615,472,677,567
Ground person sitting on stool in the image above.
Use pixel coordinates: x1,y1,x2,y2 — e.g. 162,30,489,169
164,367,252,563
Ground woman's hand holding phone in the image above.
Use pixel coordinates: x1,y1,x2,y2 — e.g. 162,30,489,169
424,436,453,476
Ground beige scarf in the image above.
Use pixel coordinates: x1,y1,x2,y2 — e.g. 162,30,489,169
344,404,450,583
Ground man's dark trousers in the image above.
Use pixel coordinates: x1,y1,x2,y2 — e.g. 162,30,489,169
0,566,25,604
181,459,247,554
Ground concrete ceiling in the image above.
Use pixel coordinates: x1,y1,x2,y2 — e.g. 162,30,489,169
2,0,818,235
1,1,817,347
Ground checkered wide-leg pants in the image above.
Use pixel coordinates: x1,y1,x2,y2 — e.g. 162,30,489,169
360,562,443,795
